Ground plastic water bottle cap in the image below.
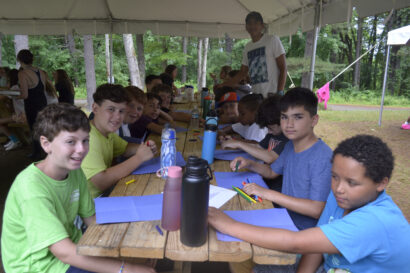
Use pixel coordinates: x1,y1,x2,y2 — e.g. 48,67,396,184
167,166,182,178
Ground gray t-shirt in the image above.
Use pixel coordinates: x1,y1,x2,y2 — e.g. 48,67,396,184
270,139,332,230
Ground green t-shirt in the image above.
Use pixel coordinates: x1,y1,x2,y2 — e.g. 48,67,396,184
1,163,95,273
81,123,128,198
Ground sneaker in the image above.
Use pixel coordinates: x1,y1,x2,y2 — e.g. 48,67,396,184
3,140,13,148
401,123,410,130
5,141,22,151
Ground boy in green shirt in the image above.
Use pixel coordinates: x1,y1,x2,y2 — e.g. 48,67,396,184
1,103,155,273
81,84,157,198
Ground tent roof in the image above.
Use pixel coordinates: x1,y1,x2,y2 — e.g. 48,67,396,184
0,0,409,38
387,25,410,45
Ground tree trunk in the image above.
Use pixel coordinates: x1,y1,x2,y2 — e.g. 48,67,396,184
105,34,113,83
201,38,209,88
14,35,29,69
364,16,378,88
66,34,80,87
353,17,363,87
0,33,3,66
301,30,314,88
197,38,203,90
162,37,168,71
225,33,233,65
83,35,96,110
135,34,146,86
181,36,188,83
123,34,142,88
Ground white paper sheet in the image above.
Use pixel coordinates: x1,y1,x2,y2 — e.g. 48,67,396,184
208,184,237,209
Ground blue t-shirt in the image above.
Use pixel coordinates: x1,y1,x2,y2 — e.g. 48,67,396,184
319,191,410,273
270,139,332,230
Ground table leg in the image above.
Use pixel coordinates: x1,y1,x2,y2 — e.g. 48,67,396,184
173,261,192,273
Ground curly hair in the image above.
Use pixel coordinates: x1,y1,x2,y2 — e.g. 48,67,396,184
33,103,90,142
280,87,318,116
239,93,264,112
256,95,281,128
332,135,394,183
125,86,146,105
93,83,129,105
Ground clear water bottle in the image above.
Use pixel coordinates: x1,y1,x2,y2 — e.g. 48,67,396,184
161,166,183,231
160,123,176,179
191,105,199,129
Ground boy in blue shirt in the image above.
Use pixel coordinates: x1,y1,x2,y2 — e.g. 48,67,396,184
231,87,332,230
210,134,410,273
1,103,155,273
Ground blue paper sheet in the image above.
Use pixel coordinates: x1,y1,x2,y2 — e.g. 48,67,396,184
95,194,163,224
216,208,298,241
214,172,268,190
218,124,231,129
174,109,191,113
213,149,255,161
132,152,186,175
175,126,188,133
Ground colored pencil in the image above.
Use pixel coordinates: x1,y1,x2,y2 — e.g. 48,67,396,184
235,161,240,172
155,225,164,236
232,186,257,203
125,179,135,185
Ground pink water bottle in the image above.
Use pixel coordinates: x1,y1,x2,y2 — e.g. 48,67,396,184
161,166,183,231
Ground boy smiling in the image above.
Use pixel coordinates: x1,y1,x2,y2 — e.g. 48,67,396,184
1,103,155,273
81,84,157,199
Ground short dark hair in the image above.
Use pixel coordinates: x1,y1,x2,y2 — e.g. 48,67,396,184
159,73,174,88
256,95,281,128
245,11,264,24
165,64,177,76
125,86,146,105
239,93,263,112
151,84,173,96
145,74,161,85
17,49,34,65
93,83,129,105
33,103,90,142
332,135,394,183
280,87,318,116
146,92,162,105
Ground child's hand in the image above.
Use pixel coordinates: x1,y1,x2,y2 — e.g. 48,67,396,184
218,134,232,142
221,139,239,150
243,183,267,200
208,207,236,235
135,143,155,162
146,140,158,155
230,156,250,171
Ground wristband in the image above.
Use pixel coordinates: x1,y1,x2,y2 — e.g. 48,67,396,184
119,261,125,273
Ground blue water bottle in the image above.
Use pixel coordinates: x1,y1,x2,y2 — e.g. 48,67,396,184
160,123,177,178
201,122,217,164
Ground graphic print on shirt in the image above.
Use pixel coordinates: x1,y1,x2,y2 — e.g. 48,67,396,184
247,47,268,85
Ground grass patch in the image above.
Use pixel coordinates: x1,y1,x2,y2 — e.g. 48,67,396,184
329,88,410,108
319,109,408,122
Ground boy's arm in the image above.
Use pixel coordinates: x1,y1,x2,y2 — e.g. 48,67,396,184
146,122,164,135
49,238,155,273
170,111,191,123
159,109,174,123
208,207,339,255
222,140,279,164
89,145,154,192
231,157,279,179
82,214,96,227
296,254,323,273
276,54,287,92
246,187,326,219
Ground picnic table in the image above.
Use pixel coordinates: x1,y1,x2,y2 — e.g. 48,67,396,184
77,103,296,272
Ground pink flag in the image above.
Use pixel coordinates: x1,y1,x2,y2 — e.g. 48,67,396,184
316,82,330,110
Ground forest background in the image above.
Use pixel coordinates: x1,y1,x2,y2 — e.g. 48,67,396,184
0,8,409,107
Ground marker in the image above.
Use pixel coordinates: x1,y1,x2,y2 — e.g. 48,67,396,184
155,225,164,236
125,179,135,185
232,186,256,204
235,161,240,172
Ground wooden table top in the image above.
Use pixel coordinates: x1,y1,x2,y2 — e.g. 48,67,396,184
77,103,296,265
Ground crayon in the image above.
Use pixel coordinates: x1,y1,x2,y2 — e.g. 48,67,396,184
155,225,163,236
232,186,256,203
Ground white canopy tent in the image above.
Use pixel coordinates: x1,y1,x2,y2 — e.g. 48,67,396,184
378,25,410,126
0,0,409,38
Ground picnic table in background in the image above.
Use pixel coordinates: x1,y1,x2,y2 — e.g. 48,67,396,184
77,102,296,273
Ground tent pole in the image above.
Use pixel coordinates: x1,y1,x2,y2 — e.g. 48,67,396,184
109,33,114,83
378,45,391,127
308,2,320,91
